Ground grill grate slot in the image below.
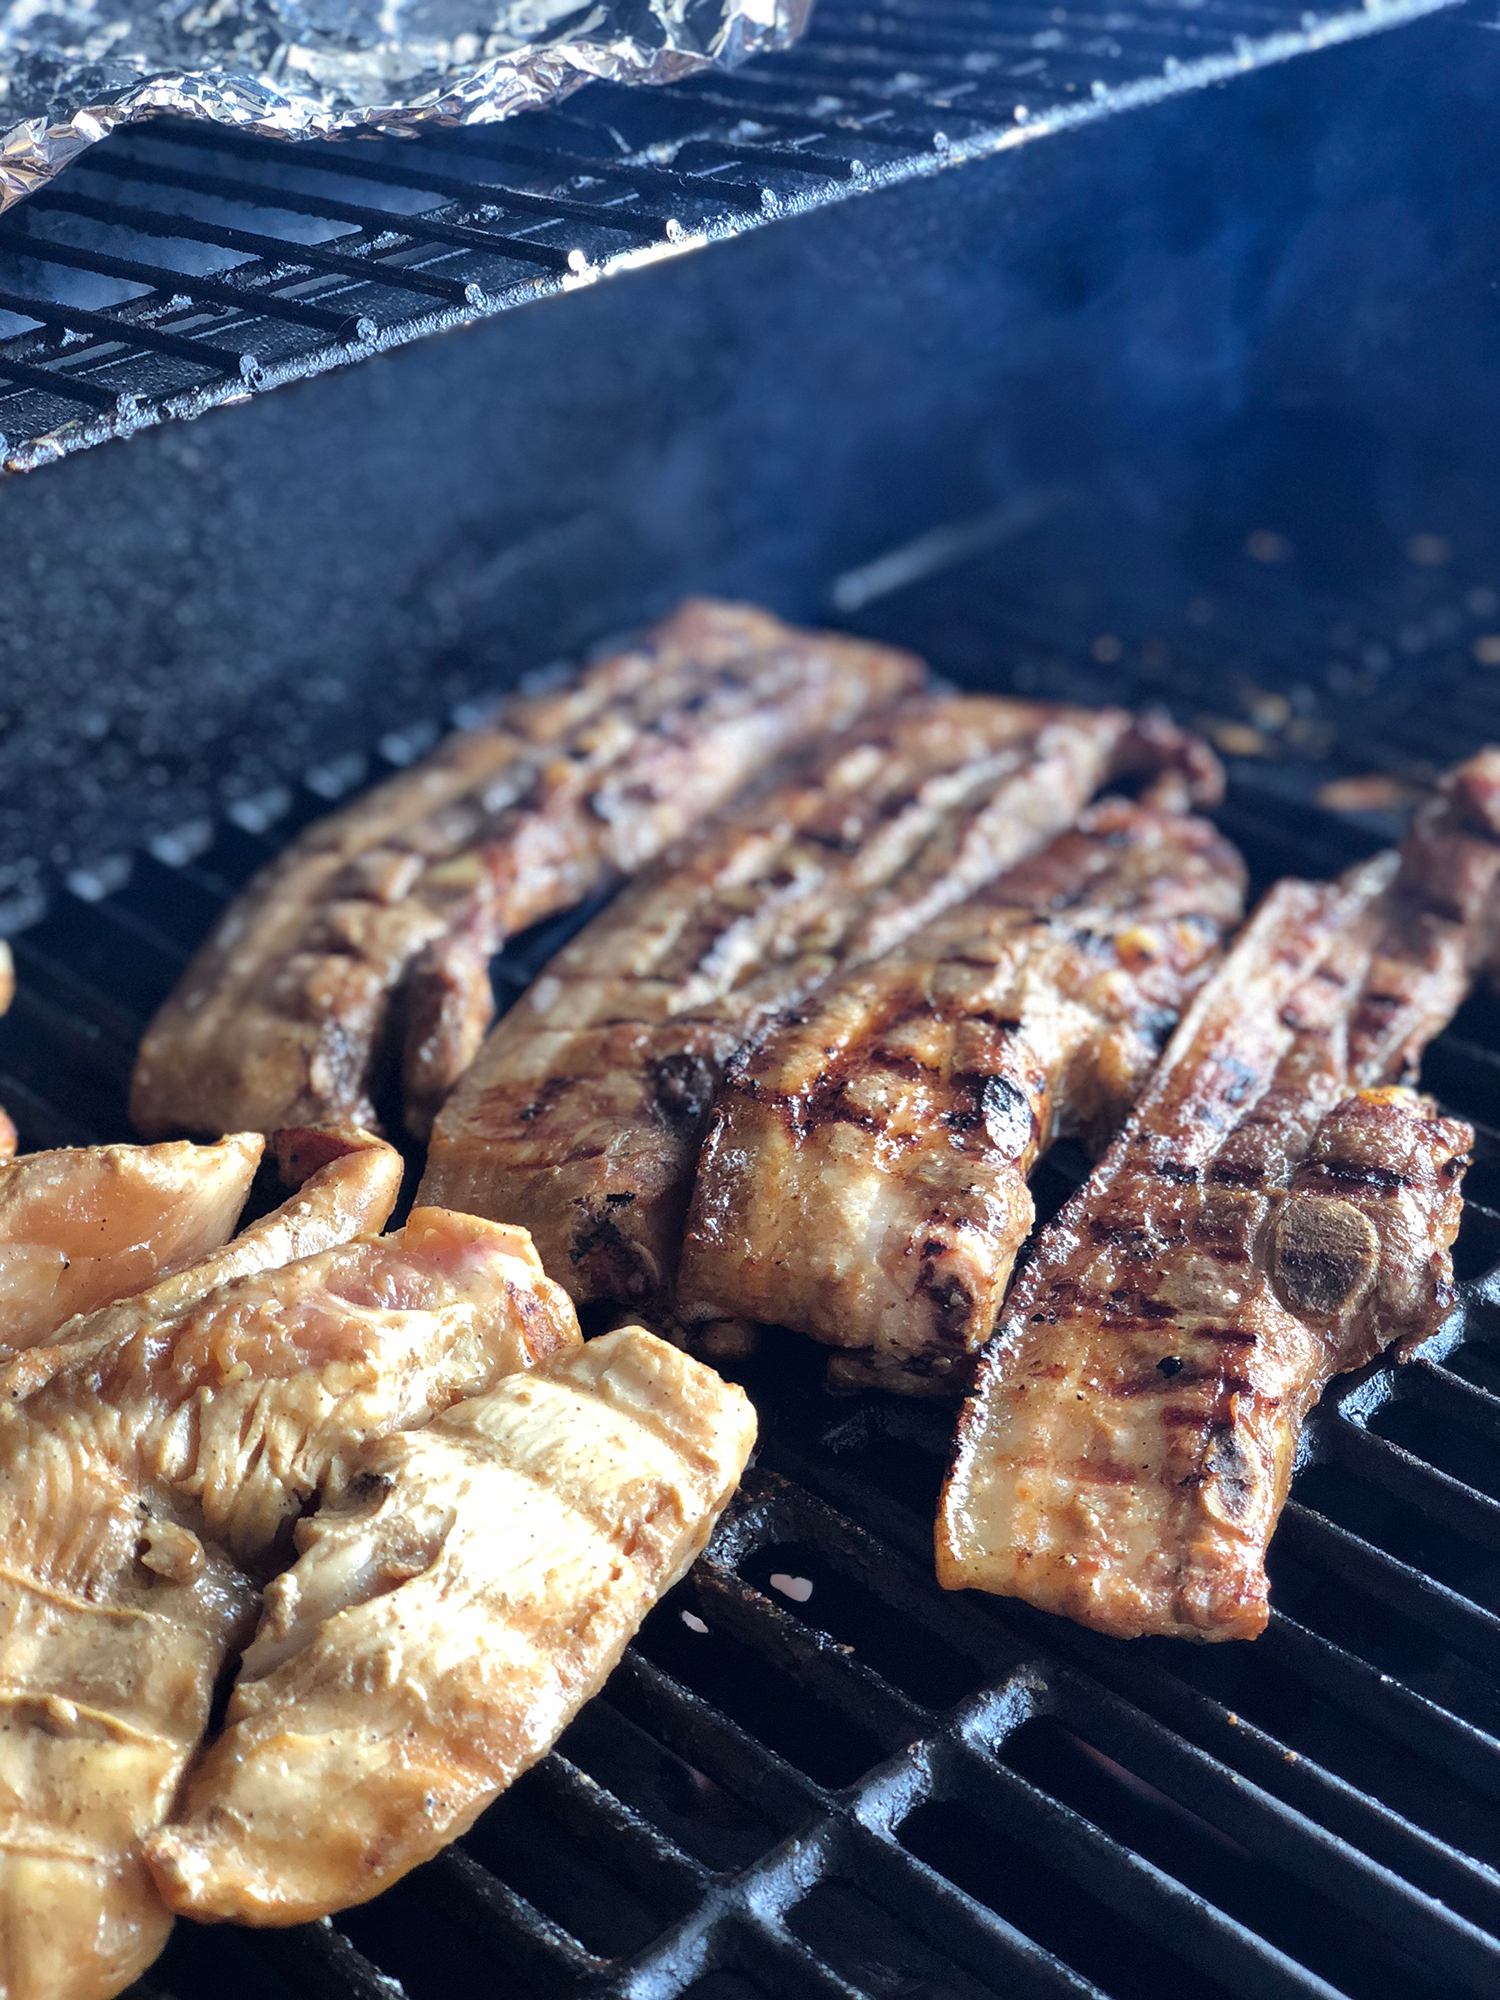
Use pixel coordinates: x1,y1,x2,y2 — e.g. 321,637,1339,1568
0,0,1462,466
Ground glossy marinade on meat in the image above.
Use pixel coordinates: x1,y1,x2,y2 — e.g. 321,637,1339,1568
419,698,1220,1310
936,747,1500,1640
129,601,924,1146
0,1205,578,2000
0,1133,263,1351
146,1327,755,1926
679,799,1246,1392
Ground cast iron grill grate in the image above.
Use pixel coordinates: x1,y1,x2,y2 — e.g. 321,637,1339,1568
0,0,1462,470
7,678,1500,1998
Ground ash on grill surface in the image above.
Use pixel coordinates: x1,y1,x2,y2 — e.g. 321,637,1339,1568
7,725,1500,1999
0,0,1459,470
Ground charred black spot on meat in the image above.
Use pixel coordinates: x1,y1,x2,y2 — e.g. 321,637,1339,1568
975,1073,1037,1154
1157,1356,1183,1377
1199,1426,1256,1520
569,1209,654,1302
1299,1158,1411,1196
516,1075,575,1126
605,1191,636,1207
1208,1162,1266,1188
919,1264,977,1343
649,1051,719,1132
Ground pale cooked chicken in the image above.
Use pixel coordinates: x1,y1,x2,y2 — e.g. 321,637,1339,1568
678,800,1246,1392
420,701,1222,1310
0,1207,579,2000
937,794,1485,1639
146,1327,755,1925
130,601,922,1146
42,1125,405,1361
0,1132,262,1351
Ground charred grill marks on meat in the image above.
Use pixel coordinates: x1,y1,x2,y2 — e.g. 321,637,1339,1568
418,699,1221,1310
936,749,1500,1639
678,800,1246,1392
129,601,924,1146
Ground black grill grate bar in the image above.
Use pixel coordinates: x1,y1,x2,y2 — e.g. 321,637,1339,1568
416,1843,607,1983
148,127,681,240
741,1467,1500,1987
8,931,150,1049
1324,1415,1500,1548
946,1727,1347,2000
636,79,954,146
0,223,366,332
0,1068,98,1149
1278,1502,1500,1671
0,348,129,408
0,281,247,375
804,2,1311,59
410,128,773,212
734,1918,873,2000
648,78,952,148
530,1752,713,1901
1264,1608,1500,1797
1053,1674,1500,1994
672,139,865,179
1053,1624,1500,1936
837,1813,1110,2000
34,181,482,305
73,150,581,273
696,1564,934,1751
254,1919,407,2000
607,1652,832,1827
1408,1357,1500,1441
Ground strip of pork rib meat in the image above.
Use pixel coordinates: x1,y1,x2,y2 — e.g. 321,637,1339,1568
0,1207,578,2000
936,741,1500,1639
147,1326,755,1925
0,1132,263,1352
419,700,1221,1313
679,799,1246,1393
130,601,923,1147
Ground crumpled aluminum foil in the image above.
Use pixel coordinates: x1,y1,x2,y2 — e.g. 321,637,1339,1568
0,0,812,210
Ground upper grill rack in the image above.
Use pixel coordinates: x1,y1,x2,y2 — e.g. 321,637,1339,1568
8,743,1500,1999
0,0,1459,470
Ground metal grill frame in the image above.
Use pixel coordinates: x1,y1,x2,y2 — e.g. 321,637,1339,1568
0,0,1462,471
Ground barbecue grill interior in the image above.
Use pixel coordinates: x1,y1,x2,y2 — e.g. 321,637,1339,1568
6,3,1500,1998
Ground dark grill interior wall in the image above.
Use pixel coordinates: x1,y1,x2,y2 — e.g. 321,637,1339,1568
2,0,1498,920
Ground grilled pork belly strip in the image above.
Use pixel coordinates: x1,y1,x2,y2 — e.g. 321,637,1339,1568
146,1327,755,1926
0,1208,579,2000
419,701,1222,1310
130,601,922,1147
0,1132,263,1352
679,800,1246,1393
937,800,1484,1640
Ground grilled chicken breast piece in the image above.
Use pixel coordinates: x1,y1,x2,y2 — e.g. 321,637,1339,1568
420,701,1221,1310
0,1206,578,2000
130,602,922,1147
43,1126,405,1359
679,801,1246,1393
147,1327,755,1926
0,1133,262,1352
937,830,1478,1641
